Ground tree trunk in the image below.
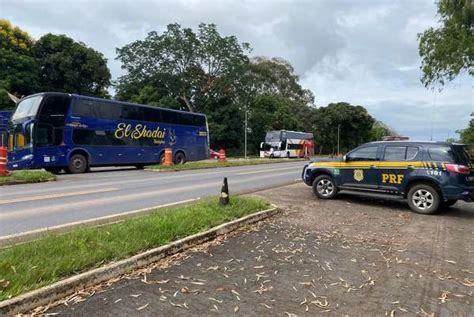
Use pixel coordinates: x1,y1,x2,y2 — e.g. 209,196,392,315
180,94,194,112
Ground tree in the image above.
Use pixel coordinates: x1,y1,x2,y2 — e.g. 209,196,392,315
116,23,250,112
239,57,316,154
370,121,396,141
247,94,308,153
244,57,314,105
34,34,111,97
0,19,38,109
312,102,375,154
418,0,473,87
458,118,474,143
116,23,252,151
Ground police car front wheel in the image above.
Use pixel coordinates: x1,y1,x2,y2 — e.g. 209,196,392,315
313,175,338,199
407,184,440,214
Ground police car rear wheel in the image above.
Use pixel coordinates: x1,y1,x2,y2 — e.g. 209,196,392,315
313,175,337,199
407,184,440,214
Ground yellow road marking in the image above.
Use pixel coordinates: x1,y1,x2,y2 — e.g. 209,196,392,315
0,171,298,220
0,188,119,205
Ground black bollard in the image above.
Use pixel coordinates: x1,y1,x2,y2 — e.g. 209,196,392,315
219,177,230,205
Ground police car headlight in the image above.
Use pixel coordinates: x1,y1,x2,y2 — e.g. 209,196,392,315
21,154,34,161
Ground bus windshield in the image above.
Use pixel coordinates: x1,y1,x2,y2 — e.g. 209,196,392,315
12,96,43,121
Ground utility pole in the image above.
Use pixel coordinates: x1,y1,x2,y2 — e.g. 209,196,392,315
244,109,248,159
337,124,341,156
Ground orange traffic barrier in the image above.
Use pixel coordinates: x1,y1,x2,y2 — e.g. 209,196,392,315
0,147,8,176
162,148,173,166
218,149,226,162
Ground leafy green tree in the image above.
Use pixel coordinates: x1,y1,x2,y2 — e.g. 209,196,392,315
239,57,316,154
116,23,252,151
312,102,375,154
418,0,473,87
247,94,307,153
116,23,250,112
458,118,474,143
0,19,38,109
244,57,314,105
370,121,396,141
34,34,111,97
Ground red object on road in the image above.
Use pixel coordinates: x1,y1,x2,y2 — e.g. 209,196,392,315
210,149,226,161
218,149,226,162
0,147,8,176
209,149,220,159
162,148,173,166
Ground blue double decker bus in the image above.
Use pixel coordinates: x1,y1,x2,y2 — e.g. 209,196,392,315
7,92,209,173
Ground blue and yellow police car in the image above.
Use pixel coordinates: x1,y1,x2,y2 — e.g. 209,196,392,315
302,141,474,214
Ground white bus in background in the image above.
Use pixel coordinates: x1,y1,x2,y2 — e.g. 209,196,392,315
260,130,314,158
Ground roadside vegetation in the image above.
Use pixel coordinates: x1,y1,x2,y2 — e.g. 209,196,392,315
1,20,396,156
0,196,270,301
147,158,307,171
0,170,55,186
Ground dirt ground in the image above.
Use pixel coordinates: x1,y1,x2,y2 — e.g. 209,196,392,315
39,183,473,316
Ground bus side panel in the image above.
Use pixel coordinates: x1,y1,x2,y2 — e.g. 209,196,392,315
64,99,209,166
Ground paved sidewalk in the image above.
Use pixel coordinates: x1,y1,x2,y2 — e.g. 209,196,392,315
40,183,473,316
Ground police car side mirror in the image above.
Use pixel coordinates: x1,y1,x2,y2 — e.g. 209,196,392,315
343,155,348,162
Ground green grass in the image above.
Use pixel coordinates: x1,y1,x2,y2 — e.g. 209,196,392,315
0,170,56,186
147,158,307,171
0,196,270,301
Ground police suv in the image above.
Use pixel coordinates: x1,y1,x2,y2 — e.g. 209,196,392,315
302,141,474,214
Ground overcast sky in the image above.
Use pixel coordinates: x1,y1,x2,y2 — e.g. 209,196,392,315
2,0,473,140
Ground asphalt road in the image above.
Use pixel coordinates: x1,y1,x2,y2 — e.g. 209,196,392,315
0,161,306,237
41,183,473,316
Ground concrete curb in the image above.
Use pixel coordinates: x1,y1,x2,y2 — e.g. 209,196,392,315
0,177,56,186
144,159,308,173
0,205,279,316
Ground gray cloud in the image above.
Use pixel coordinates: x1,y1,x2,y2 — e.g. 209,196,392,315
1,0,472,139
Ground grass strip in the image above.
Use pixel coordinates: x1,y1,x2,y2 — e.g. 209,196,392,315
147,158,307,171
0,170,56,186
0,196,270,301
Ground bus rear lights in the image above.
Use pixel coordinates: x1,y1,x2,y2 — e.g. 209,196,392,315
446,164,470,175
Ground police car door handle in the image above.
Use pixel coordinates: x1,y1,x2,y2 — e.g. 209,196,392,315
370,165,376,168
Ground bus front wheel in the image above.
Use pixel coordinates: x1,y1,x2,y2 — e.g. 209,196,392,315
67,154,88,174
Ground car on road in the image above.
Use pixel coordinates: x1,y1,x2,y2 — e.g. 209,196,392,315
302,141,474,214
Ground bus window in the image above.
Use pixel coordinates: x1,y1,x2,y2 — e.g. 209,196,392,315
72,99,94,117
122,105,145,121
38,95,70,146
36,123,55,148
287,143,304,150
97,101,121,120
